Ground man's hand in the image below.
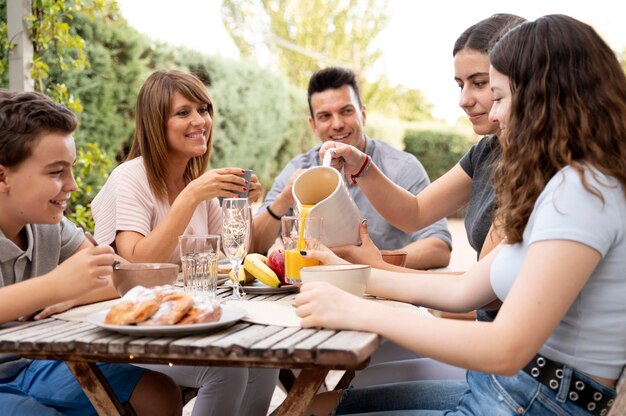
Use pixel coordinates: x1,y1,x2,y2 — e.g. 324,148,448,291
276,168,304,208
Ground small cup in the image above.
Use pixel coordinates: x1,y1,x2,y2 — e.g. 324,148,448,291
281,216,322,284
381,250,408,267
234,169,252,198
300,264,371,297
179,235,220,298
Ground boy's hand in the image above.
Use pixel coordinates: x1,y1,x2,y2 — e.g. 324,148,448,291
56,245,115,294
32,299,76,320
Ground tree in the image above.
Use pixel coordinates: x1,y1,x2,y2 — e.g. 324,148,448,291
222,0,388,88
221,0,432,121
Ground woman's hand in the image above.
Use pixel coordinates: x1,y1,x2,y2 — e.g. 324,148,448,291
248,172,262,202
187,167,251,202
300,245,350,265
319,141,367,176
294,281,370,330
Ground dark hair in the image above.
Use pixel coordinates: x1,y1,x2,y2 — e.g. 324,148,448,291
307,67,362,117
126,70,214,200
490,14,626,243
0,89,77,167
453,13,526,56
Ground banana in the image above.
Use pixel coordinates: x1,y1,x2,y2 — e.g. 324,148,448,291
243,253,281,287
228,266,255,283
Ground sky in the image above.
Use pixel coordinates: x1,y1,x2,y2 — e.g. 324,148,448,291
117,0,626,124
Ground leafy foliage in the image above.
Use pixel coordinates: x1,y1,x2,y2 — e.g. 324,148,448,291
403,129,472,181
66,143,112,232
222,0,433,122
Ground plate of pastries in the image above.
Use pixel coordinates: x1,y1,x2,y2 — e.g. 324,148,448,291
88,285,246,336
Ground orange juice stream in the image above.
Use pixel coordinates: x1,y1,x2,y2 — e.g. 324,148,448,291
286,204,319,279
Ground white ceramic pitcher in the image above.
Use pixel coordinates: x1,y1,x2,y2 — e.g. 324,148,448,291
292,151,361,247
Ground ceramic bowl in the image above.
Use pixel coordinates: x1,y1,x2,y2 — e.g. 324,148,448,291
112,263,179,296
299,264,371,296
381,250,408,267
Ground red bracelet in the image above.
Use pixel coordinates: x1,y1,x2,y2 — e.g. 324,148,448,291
350,154,371,184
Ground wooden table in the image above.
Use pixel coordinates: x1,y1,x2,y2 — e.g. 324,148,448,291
0,288,380,415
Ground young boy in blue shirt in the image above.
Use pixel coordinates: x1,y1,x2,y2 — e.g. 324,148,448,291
0,90,181,415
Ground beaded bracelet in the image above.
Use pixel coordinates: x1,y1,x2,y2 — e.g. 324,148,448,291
266,205,281,221
350,154,371,184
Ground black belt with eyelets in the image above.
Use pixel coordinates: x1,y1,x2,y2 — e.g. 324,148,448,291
523,354,614,416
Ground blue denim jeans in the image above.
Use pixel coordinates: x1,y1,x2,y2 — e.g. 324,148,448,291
334,368,616,415
0,360,145,416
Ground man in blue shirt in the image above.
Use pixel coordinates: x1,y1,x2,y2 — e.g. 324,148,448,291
255,67,451,270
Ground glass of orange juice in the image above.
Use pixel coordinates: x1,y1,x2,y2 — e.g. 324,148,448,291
281,215,322,284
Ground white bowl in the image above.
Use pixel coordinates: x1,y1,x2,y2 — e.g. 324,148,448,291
299,264,371,296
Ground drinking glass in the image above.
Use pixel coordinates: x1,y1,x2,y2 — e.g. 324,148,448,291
179,234,220,298
281,215,322,284
222,198,250,299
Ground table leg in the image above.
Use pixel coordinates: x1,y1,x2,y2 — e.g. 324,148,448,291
275,368,329,416
65,361,134,416
333,370,355,390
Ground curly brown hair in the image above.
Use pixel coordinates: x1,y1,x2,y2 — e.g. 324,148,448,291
489,15,626,243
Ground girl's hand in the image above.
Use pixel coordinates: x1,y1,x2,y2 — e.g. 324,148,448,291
300,245,350,265
294,281,369,330
332,222,386,267
319,141,367,176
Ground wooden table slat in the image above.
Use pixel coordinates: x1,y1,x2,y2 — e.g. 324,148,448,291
183,322,251,355
50,325,107,352
0,320,52,336
207,324,271,355
228,325,285,356
292,329,337,361
0,319,72,343
249,326,300,355
270,329,318,359
316,330,380,366
126,336,163,355
74,329,126,353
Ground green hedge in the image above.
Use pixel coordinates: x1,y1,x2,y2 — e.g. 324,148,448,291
403,129,472,181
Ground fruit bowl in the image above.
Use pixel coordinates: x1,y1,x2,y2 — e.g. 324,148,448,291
112,262,179,296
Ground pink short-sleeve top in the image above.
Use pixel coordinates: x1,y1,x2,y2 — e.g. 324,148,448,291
92,157,222,264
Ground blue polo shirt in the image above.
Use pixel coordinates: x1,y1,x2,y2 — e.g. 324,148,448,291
0,218,84,380
259,136,451,250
